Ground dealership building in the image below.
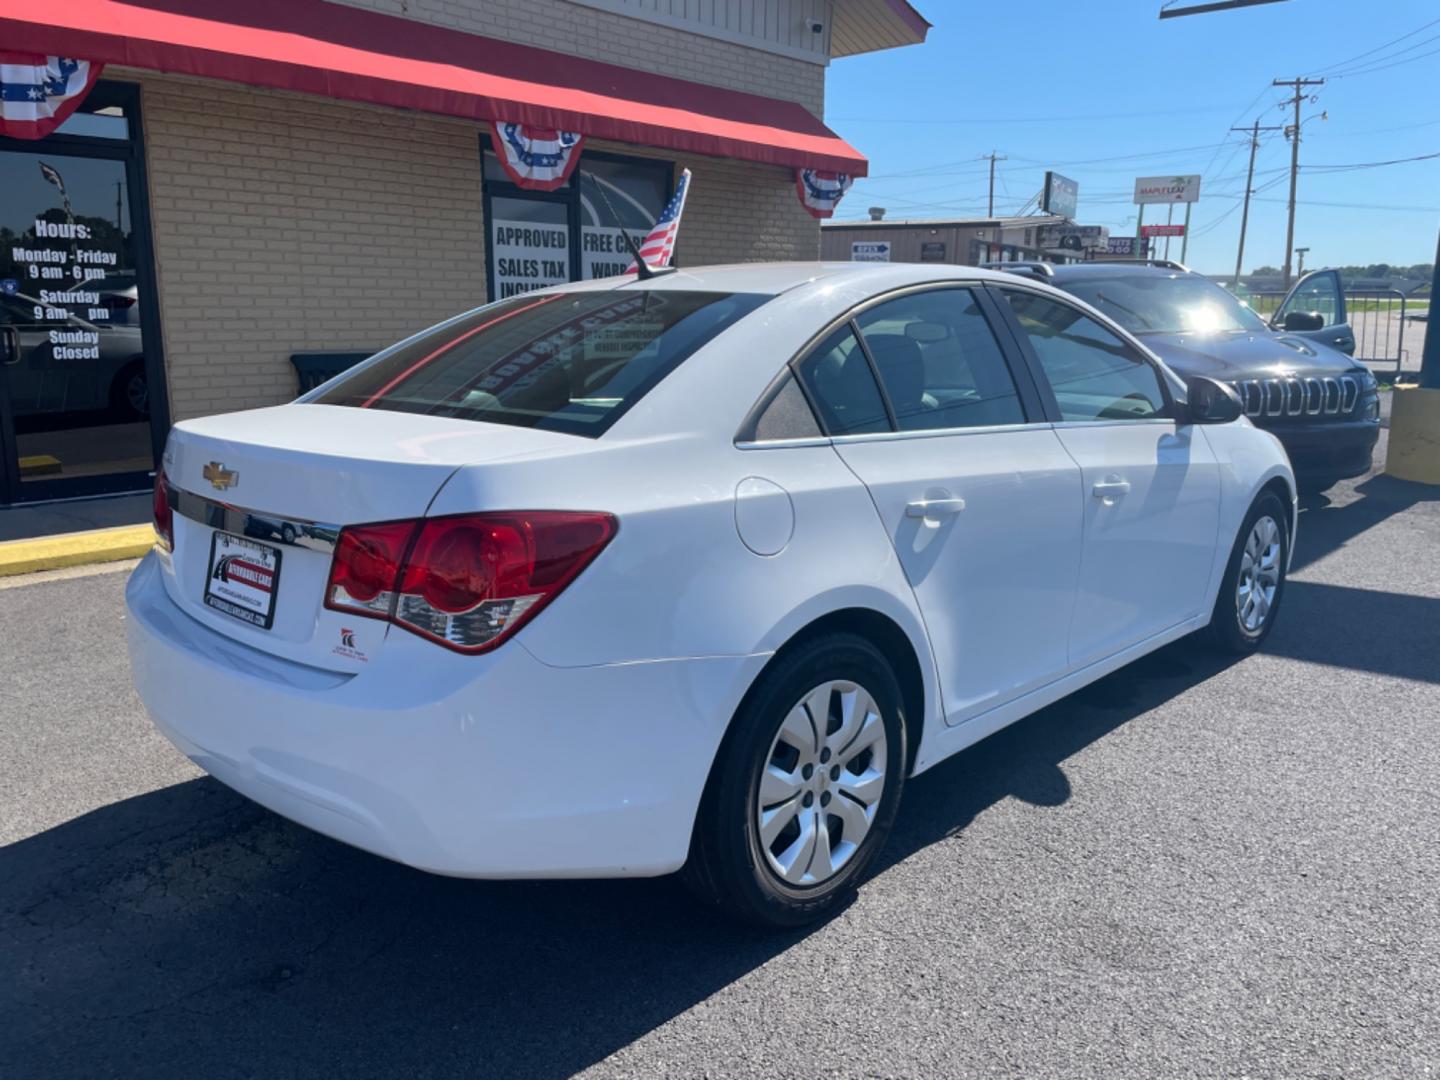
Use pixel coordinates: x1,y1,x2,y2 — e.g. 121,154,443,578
0,0,928,506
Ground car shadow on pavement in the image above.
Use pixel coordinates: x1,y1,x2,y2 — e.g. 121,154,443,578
1291,473,1437,575
3,640,1243,1080
6,476,1435,1078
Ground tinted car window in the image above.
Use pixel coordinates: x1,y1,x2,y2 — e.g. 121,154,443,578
1001,290,1167,422
313,290,768,437
796,324,891,435
855,289,1024,431
1055,272,1268,335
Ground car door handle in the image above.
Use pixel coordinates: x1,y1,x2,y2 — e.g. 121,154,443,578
1091,478,1131,499
905,497,966,519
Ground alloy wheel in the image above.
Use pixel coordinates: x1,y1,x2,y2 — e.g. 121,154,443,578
1236,514,1282,633
755,679,888,888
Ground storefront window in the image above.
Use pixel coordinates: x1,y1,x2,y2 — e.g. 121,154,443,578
489,196,571,299
482,143,672,301
0,85,165,502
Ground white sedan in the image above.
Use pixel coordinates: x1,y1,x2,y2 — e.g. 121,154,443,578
128,262,1295,926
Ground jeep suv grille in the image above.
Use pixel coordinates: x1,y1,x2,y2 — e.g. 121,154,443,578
1230,375,1358,420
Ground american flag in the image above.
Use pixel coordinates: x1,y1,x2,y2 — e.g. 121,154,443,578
630,169,691,273
0,54,101,140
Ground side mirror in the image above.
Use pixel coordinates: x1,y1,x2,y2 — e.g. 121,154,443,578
1281,310,1325,332
1183,376,1243,424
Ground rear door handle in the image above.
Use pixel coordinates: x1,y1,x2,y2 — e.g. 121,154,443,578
1091,478,1131,499
905,497,966,519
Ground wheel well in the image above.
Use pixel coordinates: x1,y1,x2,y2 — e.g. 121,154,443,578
1260,475,1296,539
751,608,926,775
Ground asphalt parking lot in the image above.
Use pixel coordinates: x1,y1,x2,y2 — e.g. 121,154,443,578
4,430,1438,1079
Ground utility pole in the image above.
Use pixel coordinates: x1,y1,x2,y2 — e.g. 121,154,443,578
1274,76,1324,289
984,151,1006,217
1231,119,1282,289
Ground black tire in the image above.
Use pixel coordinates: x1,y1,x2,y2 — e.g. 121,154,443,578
683,632,907,928
1204,490,1290,655
109,360,149,420
281,523,297,545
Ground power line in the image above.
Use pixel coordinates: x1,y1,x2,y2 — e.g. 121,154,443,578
1303,149,1440,172
828,104,1247,125
1306,15,1440,76
1328,43,1440,80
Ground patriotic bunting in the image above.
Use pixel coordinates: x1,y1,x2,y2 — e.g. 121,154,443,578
795,168,854,219
491,121,584,190
628,168,691,273
0,53,102,140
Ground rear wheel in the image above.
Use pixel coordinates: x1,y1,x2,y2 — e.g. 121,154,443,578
683,633,907,927
109,360,149,420
1204,491,1289,655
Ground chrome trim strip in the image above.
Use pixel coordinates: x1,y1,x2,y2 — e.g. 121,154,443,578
1264,378,1285,417
1288,378,1305,416
1341,374,1359,413
1323,377,1340,414
1304,377,1323,415
168,485,342,554
826,420,1053,446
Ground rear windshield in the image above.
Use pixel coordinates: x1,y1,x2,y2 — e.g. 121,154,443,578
312,290,769,436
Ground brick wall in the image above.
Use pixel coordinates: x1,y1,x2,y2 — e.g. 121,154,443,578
326,0,827,116
137,76,820,422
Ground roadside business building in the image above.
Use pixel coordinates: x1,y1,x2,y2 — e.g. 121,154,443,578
0,0,928,506
821,215,1121,267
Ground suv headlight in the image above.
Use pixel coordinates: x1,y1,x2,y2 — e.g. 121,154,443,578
1354,368,1378,391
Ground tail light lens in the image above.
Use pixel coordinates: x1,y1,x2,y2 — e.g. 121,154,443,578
325,511,616,653
152,469,173,552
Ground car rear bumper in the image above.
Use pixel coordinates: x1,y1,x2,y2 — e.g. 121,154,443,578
1266,416,1380,480
126,553,765,878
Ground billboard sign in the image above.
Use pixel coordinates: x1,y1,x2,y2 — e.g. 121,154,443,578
1038,224,1109,251
1134,174,1201,204
1103,237,1137,256
851,241,891,262
1042,171,1079,219
919,241,947,262
1139,223,1186,238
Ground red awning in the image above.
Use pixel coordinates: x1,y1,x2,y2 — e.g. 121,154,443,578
0,0,867,175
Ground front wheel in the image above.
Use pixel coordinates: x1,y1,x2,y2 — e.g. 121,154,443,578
1204,491,1290,655
683,633,907,928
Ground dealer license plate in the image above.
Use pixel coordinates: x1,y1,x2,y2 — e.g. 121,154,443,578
204,531,283,630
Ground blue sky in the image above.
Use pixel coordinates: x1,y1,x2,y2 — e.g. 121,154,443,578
824,0,1440,273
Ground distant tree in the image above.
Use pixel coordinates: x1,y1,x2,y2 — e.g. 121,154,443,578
1250,265,1282,277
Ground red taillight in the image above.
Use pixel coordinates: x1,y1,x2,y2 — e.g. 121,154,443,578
325,522,415,616
325,511,616,653
152,469,173,552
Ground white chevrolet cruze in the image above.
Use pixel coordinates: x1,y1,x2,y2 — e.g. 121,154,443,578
128,263,1295,926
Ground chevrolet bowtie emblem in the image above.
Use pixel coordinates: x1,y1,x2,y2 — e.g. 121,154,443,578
203,462,238,491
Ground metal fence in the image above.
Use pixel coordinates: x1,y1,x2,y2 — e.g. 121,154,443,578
1240,288,1412,378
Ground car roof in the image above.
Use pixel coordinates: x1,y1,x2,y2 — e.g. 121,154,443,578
1043,263,1193,281
552,261,1042,298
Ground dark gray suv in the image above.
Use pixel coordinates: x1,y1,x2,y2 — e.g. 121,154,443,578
995,261,1380,491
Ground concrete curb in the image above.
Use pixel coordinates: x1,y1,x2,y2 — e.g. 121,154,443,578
0,525,154,577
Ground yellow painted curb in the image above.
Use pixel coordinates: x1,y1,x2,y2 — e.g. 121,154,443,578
0,524,154,577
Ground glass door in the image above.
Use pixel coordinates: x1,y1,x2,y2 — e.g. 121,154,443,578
0,82,166,503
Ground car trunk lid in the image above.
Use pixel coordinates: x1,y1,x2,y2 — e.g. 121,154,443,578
161,403,585,670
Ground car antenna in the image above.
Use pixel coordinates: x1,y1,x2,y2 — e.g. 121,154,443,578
582,170,660,281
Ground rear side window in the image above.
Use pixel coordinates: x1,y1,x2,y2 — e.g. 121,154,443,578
795,325,891,435
1001,290,1167,422
855,288,1025,431
312,290,769,436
